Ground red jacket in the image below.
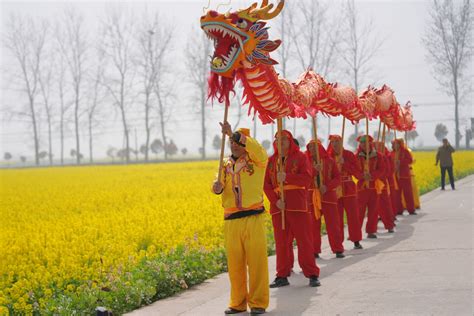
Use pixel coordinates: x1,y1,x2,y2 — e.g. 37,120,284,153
264,131,311,215
375,145,392,181
391,148,413,179
305,142,341,203
327,147,360,197
355,146,385,190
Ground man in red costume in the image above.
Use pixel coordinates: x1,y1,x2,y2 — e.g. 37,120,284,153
264,130,321,288
355,135,385,238
327,135,363,249
306,139,345,258
374,141,396,233
391,139,417,215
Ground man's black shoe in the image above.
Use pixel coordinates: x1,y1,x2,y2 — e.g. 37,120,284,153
314,253,320,258
335,252,345,258
250,307,266,315
441,188,445,190
388,229,395,233
309,276,321,287
354,241,363,249
224,308,246,314
270,277,289,288
409,212,418,215
367,233,377,239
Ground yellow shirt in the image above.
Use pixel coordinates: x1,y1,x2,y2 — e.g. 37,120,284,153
217,135,268,218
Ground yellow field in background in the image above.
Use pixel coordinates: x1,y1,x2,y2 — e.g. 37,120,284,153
0,162,223,313
1,150,473,313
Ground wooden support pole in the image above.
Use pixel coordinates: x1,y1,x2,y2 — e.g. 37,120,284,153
217,105,229,183
277,118,285,230
311,116,323,186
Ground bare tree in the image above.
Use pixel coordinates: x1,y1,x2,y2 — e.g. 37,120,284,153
58,9,88,164
86,37,106,164
136,12,173,162
341,0,384,136
55,41,72,165
289,0,342,77
274,0,293,79
103,9,136,163
38,45,55,166
3,15,48,165
289,0,343,136
154,77,175,160
185,28,211,159
423,0,473,149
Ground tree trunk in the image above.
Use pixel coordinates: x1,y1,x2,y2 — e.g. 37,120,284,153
134,128,138,162
47,115,52,166
453,74,460,149
60,93,65,165
145,93,150,162
74,91,81,164
120,76,130,163
89,115,93,164
120,107,130,164
28,95,40,165
156,85,167,160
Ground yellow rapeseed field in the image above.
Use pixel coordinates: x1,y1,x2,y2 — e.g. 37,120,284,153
0,162,224,314
1,150,473,314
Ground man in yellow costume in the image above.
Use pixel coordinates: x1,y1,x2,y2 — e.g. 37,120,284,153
212,121,269,315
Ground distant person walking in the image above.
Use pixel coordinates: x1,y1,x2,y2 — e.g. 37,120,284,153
435,138,455,190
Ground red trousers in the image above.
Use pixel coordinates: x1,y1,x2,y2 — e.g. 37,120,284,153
358,188,380,234
396,177,415,213
314,202,344,253
377,189,395,230
272,212,320,278
338,196,362,242
310,215,322,254
390,185,402,217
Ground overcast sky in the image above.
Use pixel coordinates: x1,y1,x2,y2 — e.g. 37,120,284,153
1,0,473,161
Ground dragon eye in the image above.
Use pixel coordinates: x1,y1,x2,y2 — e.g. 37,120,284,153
236,19,248,29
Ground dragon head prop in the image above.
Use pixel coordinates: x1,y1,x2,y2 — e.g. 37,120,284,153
200,0,284,79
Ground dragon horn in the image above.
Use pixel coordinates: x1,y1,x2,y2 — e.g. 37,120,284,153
251,0,284,20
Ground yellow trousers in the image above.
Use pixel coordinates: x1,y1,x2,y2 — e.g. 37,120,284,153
224,212,269,311
402,174,421,209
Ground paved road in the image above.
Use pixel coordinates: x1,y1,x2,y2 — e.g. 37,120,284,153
128,175,473,316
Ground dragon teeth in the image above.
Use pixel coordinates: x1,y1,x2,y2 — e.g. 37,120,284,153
204,25,240,41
